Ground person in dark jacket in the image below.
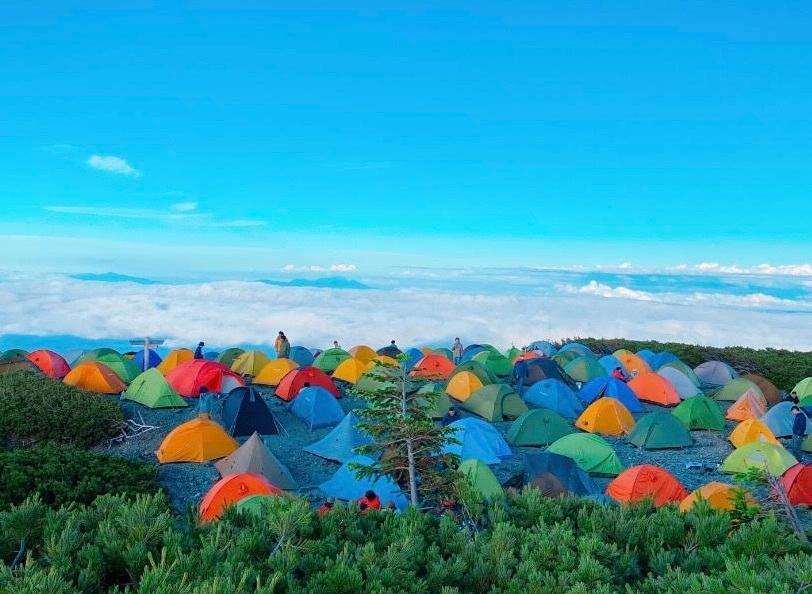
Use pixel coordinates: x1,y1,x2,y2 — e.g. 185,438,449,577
791,406,807,458
194,341,205,359
441,407,459,426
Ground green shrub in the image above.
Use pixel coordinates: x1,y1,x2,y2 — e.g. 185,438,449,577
0,489,808,593
0,371,123,447
573,338,812,390
0,444,158,509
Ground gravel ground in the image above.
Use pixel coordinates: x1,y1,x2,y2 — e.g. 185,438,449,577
102,389,810,514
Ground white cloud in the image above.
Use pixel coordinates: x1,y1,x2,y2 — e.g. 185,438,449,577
0,276,809,351
87,155,141,177
170,201,198,213
672,262,812,277
281,264,357,273
561,281,655,301
617,262,633,269
44,205,266,228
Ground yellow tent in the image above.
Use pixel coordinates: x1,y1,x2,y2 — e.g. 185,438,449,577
575,397,635,437
348,345,377,364
613,349,652,376
156,414,238,463
63,361,126,394
445,371,484,401
332,357,373,384
157,348,194,375
254,359,299,386
372,355,399,366
420,347,434,356
679,482,756,512
729,418,780,448
231,350,271,377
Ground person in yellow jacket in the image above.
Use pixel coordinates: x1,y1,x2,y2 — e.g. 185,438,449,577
275,331,291,358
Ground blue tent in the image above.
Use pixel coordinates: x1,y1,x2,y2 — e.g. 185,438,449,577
442,418,512,465
576,377,643,413
513,358,573,388
203,351,220,361
289,346,315,367
132,349,162,371
221,386,278,436
404,348,424,369
598,355,629,376
522,379,583,418
636,349,657,367
304,412,374,463
221,386,279,437
527,340,557,356
524,452,600,496
290,386,344,430
461,344,490,362
558,342,593,357
319,455,408,510
650,352,679,370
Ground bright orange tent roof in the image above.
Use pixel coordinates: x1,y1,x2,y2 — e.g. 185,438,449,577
63,361,126,394
157,348,194,375
679,481,756,512
412,354,455,380
628,373,680,406
165,360,245,397
199,472,282,522
780,463,812,506
613,350,652,376
253,358,299,386
156,414,238,463
512,351,541,364
729,418,779,448
332,357,373,384
725,391,766,422
348,345,377,363
27,349,71,379
575,397,635,436
606,464,687,507
445,371,484,401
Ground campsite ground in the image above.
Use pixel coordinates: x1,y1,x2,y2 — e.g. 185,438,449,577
101,386,807,513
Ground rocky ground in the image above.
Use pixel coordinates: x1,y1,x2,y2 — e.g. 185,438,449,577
101,386,809,514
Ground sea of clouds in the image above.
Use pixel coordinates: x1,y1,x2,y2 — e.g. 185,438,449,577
0,273,809,351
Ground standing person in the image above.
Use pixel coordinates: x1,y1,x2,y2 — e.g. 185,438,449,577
452,337,463,365
194,341,205,360
333,340,340,349
275,332,290,359
790,406,807,458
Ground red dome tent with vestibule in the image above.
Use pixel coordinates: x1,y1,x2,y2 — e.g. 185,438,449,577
165,360,245,397
275,366,340,401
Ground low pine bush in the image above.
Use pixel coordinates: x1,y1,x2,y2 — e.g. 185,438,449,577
0,371,123,447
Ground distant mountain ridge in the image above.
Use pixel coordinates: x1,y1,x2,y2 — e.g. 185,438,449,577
70,272,159,285
260,276,370,290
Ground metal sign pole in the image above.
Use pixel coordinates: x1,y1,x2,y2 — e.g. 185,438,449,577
129,337,165,371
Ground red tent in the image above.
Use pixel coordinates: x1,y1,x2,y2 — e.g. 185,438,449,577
165,360,245,397
411,355,455,379
27,349,71,379
199,472,282,522
275,366,339,401
606,464,687,507
780,463,812,506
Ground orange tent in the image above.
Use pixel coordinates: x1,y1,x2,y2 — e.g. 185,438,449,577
420,347,434,356
63,362,126,394
157,348,194,375
199,472,282,522
575,398,635,436
606,464,687,507
27,349,71,379
348,345,377,364
254,358,299,386
613,350,652,376
156,414,238,463
332,357,373,384
445,371,484,401
513,351,541,364
780,463,812,506
628,373,680,406
725,391,766,422
679,482,756,512
729,418,779,448
412,355,455,380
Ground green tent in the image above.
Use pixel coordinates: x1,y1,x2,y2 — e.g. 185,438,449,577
792,377,812,399
713,378,765,402
547,433,624,476
124,368,188,408
94,352,140,383
472,350,512,377
416,382,452,419
433,347,454,361
504,346,522,362
672,396,725,431
460,384,528,421
721,442,797,475
234,493,277,516
659,360,702,386
218,348,245,368
626,412,693,449
448,361,498,385
563,356,607,383
313,348,351,373
552,350,582,366
506,409,573,446
459,459,504,500
0,349,29,363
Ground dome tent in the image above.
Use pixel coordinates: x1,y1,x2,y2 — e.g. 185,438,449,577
506,409,574,446
231,350,271,377
720,442,797,475
679,482,756,512
156,414,238,463
513,358,573,388
157,348,194,375
313,348,351,373
547,433,624,476
289,346,315,367
725,392,766,422
166,360,245,397
729,419,779,448
332,357,373,384
659,360,702,386
124,368,188,408
215,432,298,490
459,459,504,500
760,401,810,438
471,350,512,377
442,418,512,465
672,396,725,431
319,455,408,510
628,373,680,406
714,378,766,404
222,386,279,437
606,464,687,507
576,376,643,413
132,348,162,371
780,464,812,506
695,361,738,389
348,345,377,363
523,379,583,419
575,398,635,437
290,386,345,430
459,384,528,421
275,366,339,401
742,373,780,405
613,349,651,376
303,412,374,463
63,362,126,394
626,411,693,449
445,371,484,401
449,361,498,385
26,349,71,379
657,367,702,399
254,358,299,386
217,348,245,368
598,355,628,376
199,473,281,522
523,452,599,497
412,355,455,380
563,356,607,384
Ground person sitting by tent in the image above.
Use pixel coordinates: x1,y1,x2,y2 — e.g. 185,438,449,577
357,490,381,512
612,367,629,383
441,407,459,426
788,391,799,404
197,387,217,413
317,499,335,515
194,341,205,360
791,406,807,457
452,338,463,365
275,332,291,359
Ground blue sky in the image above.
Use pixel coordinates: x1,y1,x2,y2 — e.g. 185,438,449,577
1,1,811,275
